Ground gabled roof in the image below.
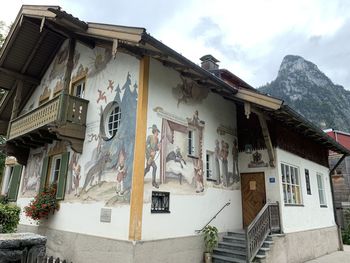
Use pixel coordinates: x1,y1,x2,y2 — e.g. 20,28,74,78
0,5,238,135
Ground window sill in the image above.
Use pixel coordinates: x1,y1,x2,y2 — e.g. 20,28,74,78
151,210,171,214
320,205,328,208
187,155,199,159
284,204,304,207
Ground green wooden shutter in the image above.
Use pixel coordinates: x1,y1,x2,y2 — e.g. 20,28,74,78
7,165,23,201
39,157,49,192
56,152,70,200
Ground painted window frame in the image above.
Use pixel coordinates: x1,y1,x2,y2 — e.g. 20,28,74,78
47,154,62,185
187,129,199,158
316,173,327,207
206,151,215,181
40,152,70,200
71,78,86,98
281,163,303,205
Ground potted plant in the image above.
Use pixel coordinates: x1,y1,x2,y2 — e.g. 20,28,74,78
24,185,60,221
202,225,218,263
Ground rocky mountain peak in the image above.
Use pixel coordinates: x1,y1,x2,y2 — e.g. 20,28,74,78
259,55,350,132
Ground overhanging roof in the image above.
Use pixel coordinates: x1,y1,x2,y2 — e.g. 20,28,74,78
0,5,237,135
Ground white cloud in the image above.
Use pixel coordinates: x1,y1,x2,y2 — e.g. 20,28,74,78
2,0,350,89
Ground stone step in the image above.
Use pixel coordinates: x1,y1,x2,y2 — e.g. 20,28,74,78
213,247,246,260
212,254,247,263
255,253,267,260
258,246,270,255
227,231,246,238
218,241,246,251
262,240,274,247
223,235,246,243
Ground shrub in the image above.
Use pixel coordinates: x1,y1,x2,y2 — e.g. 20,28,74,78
202,225,219,253
24,185,60,221
0,203,20,233
0,195,9,204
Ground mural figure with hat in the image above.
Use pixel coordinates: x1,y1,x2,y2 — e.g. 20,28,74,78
116,147,127,196
144,124,161,188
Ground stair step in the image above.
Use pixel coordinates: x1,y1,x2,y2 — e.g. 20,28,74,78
263,240,274,246
213,247,246,260
214,247,246,256
218,241,246,250
212,254,246,263
223,235,246,242
255,253,266,259
227,231,245,238
260,247,270,252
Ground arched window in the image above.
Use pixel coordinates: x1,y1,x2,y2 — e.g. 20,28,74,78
100,101,122,140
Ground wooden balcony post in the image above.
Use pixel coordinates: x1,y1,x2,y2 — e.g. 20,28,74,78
11,80,23,120
129,56,150,241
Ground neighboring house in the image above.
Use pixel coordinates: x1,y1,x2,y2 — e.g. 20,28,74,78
325,129,350,228
0,5,349,263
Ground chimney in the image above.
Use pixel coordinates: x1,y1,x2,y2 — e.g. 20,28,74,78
200,54,220,70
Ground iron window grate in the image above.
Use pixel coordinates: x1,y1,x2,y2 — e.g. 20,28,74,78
151,191,170,213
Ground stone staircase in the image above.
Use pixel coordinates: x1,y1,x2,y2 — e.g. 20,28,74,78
212,231,274,263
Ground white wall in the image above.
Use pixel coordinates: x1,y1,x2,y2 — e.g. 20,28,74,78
141,58,242,240
276,148,335,233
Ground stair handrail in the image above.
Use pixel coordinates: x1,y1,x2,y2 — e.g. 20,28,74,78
195,202,230,233
245,202,281,263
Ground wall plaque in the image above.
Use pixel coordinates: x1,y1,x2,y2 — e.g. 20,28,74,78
100,208,112,223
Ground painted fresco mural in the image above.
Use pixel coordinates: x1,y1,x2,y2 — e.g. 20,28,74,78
19,41,138,206
20,147,47,197
145,109,205,193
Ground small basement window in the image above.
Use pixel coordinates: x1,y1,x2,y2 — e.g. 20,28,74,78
151,191,170,213
206,151,215,181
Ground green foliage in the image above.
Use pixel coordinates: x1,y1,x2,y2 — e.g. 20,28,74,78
0,202,20,233
24,185,60,221
342,209,350,245
0,195,9,204
202,225,219,253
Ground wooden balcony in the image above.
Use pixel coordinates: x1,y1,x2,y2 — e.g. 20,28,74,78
6,94,89,164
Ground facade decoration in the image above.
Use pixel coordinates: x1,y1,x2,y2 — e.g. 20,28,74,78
172,76,208,107
248,151,268,168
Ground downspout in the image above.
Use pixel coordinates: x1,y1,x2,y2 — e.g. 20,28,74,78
329,154,347,251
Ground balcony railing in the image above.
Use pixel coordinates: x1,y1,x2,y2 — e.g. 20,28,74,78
8,94,88,141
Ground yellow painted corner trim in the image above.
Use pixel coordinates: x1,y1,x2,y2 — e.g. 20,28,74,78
129,56,150,241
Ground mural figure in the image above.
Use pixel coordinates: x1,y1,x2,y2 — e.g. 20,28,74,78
166,147,186,169
107,80,114,92
144,124,161,188
116,148,127,196
214,139,221,185
82,152,111,191
232,137,240,183
172,76,209,107
67,152,80,194
73,164,81,197
194,159,204,193
221,140,229,186
97,89,107,104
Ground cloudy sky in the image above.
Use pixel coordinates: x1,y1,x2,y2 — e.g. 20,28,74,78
1,0,350,89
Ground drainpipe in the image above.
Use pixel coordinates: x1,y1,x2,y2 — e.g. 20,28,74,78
329,154,347,251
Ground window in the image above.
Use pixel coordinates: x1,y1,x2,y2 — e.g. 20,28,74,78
151,191,170,213
40,152,70,200
206,151,215,181
281,163,302,205
72,79,85,98
107,105,121,138
6,165,23,202
49,155,62,185
188,129,199,157
317,173,327,207
305,169,311,195
100,101,122,141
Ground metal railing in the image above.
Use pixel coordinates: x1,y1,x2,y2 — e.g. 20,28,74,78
245,202,281,262
195,202,231,233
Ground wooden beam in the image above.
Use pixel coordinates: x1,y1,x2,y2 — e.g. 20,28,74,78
0,67,40,85
257,113,275,167
129,56,150,241
10,81,23,120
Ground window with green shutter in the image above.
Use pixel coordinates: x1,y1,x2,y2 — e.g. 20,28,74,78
7,165,23,202
39,152,70,200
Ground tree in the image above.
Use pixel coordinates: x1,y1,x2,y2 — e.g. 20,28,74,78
0,21,5,48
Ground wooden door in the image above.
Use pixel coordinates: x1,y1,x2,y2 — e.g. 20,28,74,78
241,172,266,227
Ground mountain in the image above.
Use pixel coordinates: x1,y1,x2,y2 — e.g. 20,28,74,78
259,55,350,132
